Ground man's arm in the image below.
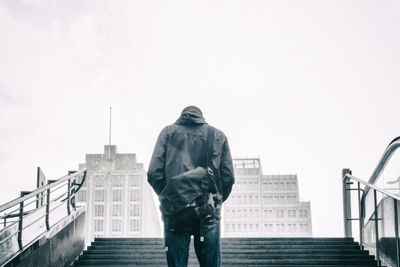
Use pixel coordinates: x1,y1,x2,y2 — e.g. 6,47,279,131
147,127,168,195
220,139,235,201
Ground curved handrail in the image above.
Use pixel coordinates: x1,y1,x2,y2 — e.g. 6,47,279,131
364,136,400,197
342,137,400,266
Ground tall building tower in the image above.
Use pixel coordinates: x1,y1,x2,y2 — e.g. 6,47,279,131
75,145,161,242
223,158,312,237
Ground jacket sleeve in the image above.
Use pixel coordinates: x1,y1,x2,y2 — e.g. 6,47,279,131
220,138,235,202
147,127,168,195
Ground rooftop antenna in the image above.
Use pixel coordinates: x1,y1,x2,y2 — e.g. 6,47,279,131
109,106,112,161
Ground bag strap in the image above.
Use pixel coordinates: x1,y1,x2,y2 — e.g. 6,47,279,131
205,125,215,172
205,125,217,194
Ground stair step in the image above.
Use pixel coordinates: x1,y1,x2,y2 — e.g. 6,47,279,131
74,258,377,265
79,254,375,260
94,237,355,242
92,240,358,246
83,249,370,255
73,237,378,267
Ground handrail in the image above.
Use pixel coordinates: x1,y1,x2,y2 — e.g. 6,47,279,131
0,168,87,267
364,136,400,197
342,136,400,267
346,174,400,202
0,169,86,213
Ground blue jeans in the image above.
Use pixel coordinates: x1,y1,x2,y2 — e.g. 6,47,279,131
164,217,220,267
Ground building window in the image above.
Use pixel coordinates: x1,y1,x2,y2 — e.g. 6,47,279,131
288,182,296,190
129,175,142,187
264,209,272,218
129,189,140,202
129,204,140,217
95,204,104,217
276,224,285,232
113,189,122,202
288,223,297,232
112,204,122,217
264,224,273,232
112,174,123,187
76,189,87,202
276,210,284,218
94,219,104,232
95,190,104,202
112,219,122,232
129,219,139,232
288,210,296,218
300,210,305,217
95,175,105,187
263,196,273,204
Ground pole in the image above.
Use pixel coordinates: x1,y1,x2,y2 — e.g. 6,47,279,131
342,169,352,237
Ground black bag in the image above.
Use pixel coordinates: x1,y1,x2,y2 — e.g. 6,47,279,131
161,126,217,228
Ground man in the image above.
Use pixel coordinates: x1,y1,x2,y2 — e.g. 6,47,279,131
147,106,235,267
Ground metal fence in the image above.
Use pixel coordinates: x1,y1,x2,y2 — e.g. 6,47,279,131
0,169,86,266
343,137,400,267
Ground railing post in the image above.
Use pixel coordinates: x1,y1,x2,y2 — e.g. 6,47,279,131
342,168,352,237
358,181,364,250
17,192,24,250
374,190,381,266
45,185,51,231
394,198,400,267
67,179,71,215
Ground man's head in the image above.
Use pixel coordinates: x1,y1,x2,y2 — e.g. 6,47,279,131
175,106,206,125
181,106,203,117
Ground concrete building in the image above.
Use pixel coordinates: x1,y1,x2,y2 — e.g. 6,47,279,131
75,145,161,242
223,158,312,237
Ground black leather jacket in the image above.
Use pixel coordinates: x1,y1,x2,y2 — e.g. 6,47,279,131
147,108,235,218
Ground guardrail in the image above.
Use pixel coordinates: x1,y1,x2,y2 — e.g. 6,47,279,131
0,169,86,266
343,136,400,267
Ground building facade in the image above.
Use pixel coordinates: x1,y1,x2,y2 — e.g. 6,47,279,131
223,158,312,237
75,145,161,242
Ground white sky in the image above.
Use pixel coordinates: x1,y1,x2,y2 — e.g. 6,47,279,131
1,0,400,237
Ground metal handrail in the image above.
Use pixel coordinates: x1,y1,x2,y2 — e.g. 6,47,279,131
0,169,87,267
364,137,400,197
0,169,86,213
343,136,400,267
346,174,400,202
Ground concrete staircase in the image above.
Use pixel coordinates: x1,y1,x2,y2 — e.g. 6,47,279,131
73,237,380,266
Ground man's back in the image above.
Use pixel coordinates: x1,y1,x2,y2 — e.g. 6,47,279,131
147,106,234,204
147,106,234,267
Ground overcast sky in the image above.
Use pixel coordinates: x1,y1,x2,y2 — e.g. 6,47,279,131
1,0,400,237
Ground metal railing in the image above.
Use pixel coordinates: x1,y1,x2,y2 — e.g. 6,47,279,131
0,169,86,266
343,137,400,267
